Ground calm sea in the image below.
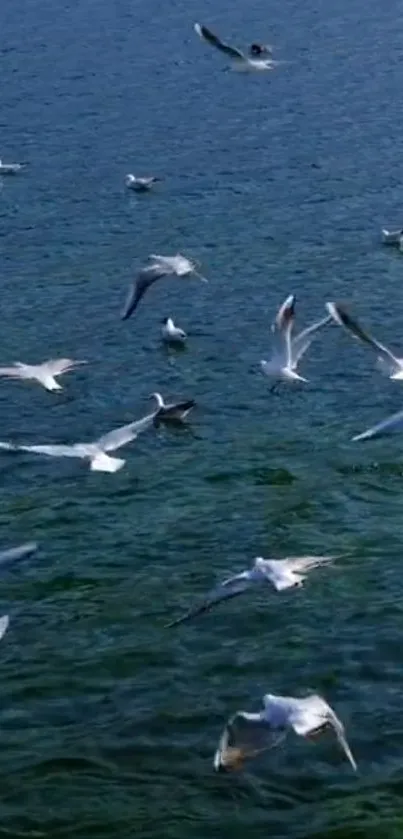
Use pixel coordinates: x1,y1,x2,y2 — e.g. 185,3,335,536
1,0,403,836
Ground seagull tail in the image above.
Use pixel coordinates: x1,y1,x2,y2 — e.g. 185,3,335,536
90,453,125,472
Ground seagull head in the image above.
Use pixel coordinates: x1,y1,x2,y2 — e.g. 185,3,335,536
149,392,165,409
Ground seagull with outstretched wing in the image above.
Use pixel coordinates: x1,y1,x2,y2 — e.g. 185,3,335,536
326,302,403,379
260,294,331,384
121,254,207,320
214,692,357,772
166,555,334,627
194,23,280,71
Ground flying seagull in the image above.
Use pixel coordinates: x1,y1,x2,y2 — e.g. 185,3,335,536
121,254,207,320
260,295,331,384
214,692,357,772
0,160,24,174
125,174,162,192
0,358,87,392
150,392,195,423
0,411,158,473
161,317,187,344
166,555,334,627
326,302,403,379
194,23,279,71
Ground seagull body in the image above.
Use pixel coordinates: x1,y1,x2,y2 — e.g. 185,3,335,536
381,228,403,246
326,302,403,380
166,555,334,627
0,411,158,473
194,23,279,71
260,295,331,384
125,174,161,191
121,254,207,320
161,317,187,344
0,160,24,174
214,692,357,772
150,392,195,423
0,358,87,391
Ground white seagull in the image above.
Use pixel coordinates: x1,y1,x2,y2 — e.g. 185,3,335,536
214,692,357,772
150,392,195,423
0,159,24,174
0,411,158,473
260,295,331,384
0,358,87,392
166,555,334,626
326,302,403,379
161,317,187,344
194,23,280,71
121,254,207,320
125,174,161,192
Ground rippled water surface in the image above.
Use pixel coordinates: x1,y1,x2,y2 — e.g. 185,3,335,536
2,0,403,835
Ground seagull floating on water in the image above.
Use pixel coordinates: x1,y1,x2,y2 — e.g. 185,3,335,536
161,317,187,344
260,295,331,384
0,358,87,392
194,23,280,71
326,302,403,379
125,174,161,192
121,254,207,320
214,692,357,772
0,411,158,473
0,159,24,174
150,392,195,423
167,555,334,627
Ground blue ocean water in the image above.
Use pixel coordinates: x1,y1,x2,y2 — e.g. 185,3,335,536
2,0,403,836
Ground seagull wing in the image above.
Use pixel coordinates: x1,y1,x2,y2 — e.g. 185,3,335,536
326,302,399,370
291,315,332,365
194,23,245,60
280,555,335,573
0,542,38,567
0,366,28,378
41,359,87,375
15,443,84,458
96,411,157,452
0,616,9,640
288,695,357,770
214,710,286,771
271,294,295,367
121,265,167,320
166,570,255,627
159,400,195,420
325,704,357,771
352,407,403,442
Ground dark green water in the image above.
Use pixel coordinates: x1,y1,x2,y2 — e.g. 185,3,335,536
2,0,403,835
